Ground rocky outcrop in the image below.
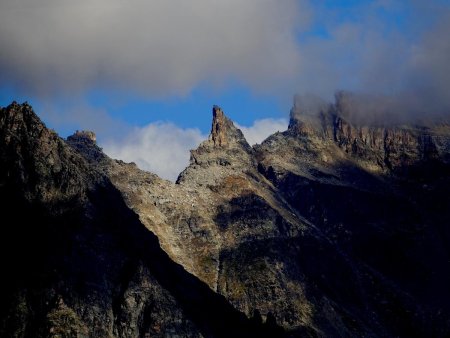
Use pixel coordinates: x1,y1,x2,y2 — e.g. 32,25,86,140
67,130,96,143
209,105,250,150
179,105,254,186
210,105,229,147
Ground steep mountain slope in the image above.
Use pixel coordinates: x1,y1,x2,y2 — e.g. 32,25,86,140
255,96,450,336
68,103,450,337
1,100,450,337
0,102,282,338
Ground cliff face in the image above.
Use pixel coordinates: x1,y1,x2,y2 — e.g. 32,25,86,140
1,101,450,338
287,93,450,173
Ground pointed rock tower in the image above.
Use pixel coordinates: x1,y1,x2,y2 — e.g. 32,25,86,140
177,105,255,186
208,105,252,151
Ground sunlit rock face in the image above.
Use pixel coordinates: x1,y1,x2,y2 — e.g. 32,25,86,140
1,101,450,337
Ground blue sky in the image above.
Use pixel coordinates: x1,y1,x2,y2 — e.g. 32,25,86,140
1,0,449,180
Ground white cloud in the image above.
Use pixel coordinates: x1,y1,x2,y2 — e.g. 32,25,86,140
101,117,288,182
102,122,206,182
237,118,288,146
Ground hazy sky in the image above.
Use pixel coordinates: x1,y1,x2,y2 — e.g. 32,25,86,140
1,0,449,180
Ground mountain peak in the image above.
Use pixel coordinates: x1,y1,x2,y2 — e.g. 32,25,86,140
66,130,107,165
209,105,247,148
287,95,331,137
206,105,252,151
210,105,228,147
176,106,254,185
67,130,97,144
1,101,43,132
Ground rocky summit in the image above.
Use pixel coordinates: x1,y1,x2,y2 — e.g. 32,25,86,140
1,100,450,338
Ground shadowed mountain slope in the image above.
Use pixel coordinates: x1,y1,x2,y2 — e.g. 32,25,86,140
0,102,283,338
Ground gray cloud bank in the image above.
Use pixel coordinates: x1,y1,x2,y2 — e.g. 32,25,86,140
1,0,449,117
299,2,450,119
0,0,303,97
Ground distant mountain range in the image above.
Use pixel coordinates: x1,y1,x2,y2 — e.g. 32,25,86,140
1,100,449,337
